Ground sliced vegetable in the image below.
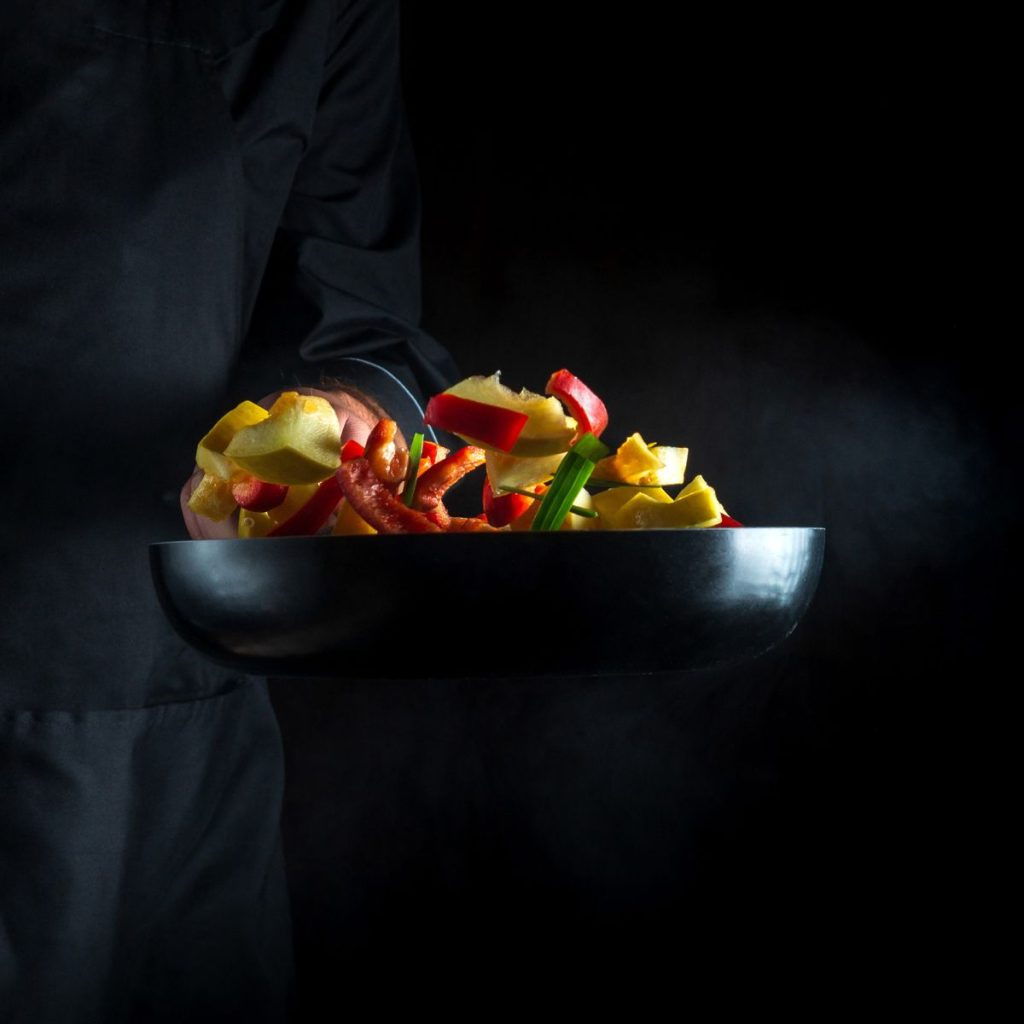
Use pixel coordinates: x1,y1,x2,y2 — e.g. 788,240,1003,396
224,391,341,485
482,478,542,527
196,400,270,480
589,486,637,523
230,476,288,512
591,485,670,525
591,432,665,485
512,486,595,531
545,368,609,439
441,373,577,456
560,486,596,529
267,476,344,537
446,515,500,532
412,446,487,514
666,483,722,527
421,440,448,466
611,484,722,529
484,449,564,491
187,473,238,521
495,482,597,519
341,439,366,461
416,440,447,479
337,459,443,534
363,418,408,486
237,511,270,538
332,498,377,536
530,432,610,531
677,474,710,498
194,365,742,536
237,482,320,538
423,393,528,453
402,432,425,507
638,446,688,486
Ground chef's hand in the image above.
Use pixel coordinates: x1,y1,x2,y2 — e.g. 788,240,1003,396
179,385,385,540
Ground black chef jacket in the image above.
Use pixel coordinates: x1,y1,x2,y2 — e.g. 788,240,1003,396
0,2,458,1020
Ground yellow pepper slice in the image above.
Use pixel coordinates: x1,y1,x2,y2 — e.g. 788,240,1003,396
592,432,662,484
484,449,564,490
668,484,723,527
635,446,688,486
592,434,689,486
224,392,341,485
196,400,269,480
187,473,238,522
237,482,319,538
332,498,377,536
592,485,670,526
677,474,710,498
602,478,722,529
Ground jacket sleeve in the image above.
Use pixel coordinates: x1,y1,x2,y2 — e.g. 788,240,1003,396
231,0,460,444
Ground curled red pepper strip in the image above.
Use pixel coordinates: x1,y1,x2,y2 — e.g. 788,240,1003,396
446,515,501,533
364,418,408,486
336,459,442,534
421,440,448,466
545,368,609,441
267,475,344,537
421,503,451,530
412,446,487,512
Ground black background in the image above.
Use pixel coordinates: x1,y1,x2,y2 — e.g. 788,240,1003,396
270,9,1001,1004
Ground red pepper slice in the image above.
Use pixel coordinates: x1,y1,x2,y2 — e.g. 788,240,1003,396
545,368,609,440
336,459,442,534
714,514,744,528
412,446,487,512
481,478,541,527
341,439,366,461
231,476,289,512
267,476,344,536
447,515,500,532
423,393,528,453
418,441,449,476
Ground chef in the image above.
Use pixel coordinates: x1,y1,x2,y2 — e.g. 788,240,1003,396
0,2,455,1019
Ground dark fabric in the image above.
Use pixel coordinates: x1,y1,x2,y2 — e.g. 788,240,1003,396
1,681,291,1024
1,0,453,1017
1,0,458,711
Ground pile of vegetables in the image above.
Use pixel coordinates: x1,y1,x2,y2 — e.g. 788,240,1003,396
186,369,741,535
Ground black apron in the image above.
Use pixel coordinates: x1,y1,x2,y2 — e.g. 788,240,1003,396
1,2,456,1018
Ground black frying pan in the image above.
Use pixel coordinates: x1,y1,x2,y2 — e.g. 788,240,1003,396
150,528,824,678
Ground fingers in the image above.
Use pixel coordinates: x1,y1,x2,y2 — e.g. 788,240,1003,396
338,411,374,448
310,388,378,448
